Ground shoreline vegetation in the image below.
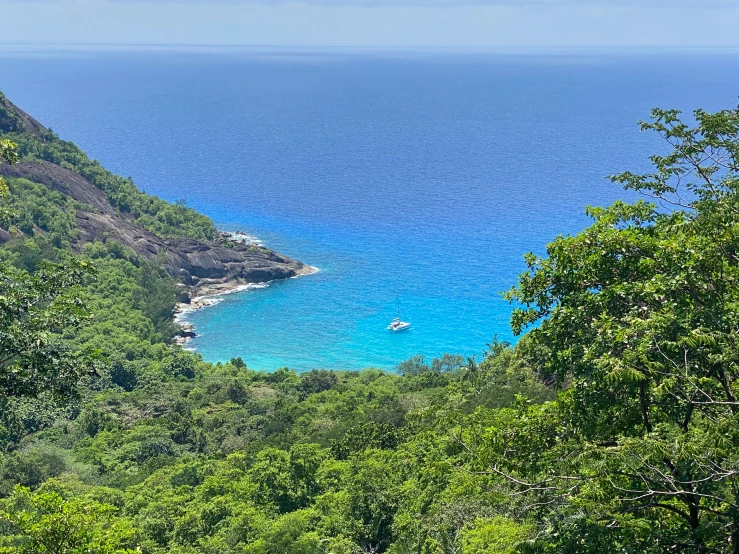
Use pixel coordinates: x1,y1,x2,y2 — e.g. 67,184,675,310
4,83,739,552
0,91,316,350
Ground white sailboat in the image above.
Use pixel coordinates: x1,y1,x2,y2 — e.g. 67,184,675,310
388,295,410,331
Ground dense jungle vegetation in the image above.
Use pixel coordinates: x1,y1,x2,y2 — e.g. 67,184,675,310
2,97,739,553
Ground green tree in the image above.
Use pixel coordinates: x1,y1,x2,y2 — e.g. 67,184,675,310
0,138,19,224
0,256,94,401
459,517,535,554
0,485,136,553
135,257,179,339
0,140,95,403
497,105,739,552
396,355,429,376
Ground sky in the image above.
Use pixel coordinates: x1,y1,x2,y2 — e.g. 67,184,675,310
1,0,738,48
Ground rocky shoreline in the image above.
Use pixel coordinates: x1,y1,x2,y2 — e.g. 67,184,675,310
0,94,318,351
0,158,312,288
172,263,319,347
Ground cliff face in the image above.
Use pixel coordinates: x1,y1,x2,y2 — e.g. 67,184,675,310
0,97,309,295
0,94,46,138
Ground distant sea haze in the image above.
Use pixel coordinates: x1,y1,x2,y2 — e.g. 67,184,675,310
3,49,739,370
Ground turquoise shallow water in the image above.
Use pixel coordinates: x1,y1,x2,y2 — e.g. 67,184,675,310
2,49,739,370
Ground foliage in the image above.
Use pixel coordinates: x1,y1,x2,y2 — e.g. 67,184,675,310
6,88,739,553
0,177,81,249
0,91,215,242
460,517,536,554
498,104,739,551
0,258,94,402
136,258,180,339
10,133,215,241
0,139,96,412
0,139,18,165
0,344,548,552
0,484,136,553
0,138,18,224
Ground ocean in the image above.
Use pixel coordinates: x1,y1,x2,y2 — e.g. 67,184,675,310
2,47,738,370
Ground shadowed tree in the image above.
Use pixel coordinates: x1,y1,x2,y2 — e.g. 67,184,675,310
479,104,739,553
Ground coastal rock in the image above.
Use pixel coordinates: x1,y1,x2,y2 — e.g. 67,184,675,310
0,99,311,296
0,93,46,137
0,161,115,215
73,192,309,293
179,323,197,338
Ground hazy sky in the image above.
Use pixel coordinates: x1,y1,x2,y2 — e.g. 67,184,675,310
1,0,738,48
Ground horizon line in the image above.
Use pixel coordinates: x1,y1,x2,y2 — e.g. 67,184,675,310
2,42,739,54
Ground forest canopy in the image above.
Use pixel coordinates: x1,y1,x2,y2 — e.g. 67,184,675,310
2,97,739,553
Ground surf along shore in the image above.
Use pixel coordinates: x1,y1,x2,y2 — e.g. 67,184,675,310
173,230,318,347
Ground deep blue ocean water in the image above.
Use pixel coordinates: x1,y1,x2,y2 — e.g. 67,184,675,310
2,48,739,370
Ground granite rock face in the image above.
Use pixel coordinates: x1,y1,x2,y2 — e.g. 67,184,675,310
1,161,114,214
0,95,46,137
0,100,309,294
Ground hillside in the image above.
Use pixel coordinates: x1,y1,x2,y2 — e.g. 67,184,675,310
2,94,739,553
0,92,309,295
